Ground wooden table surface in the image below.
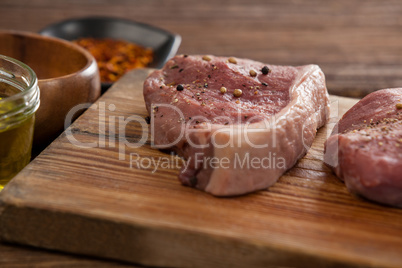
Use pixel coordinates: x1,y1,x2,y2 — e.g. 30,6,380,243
1,0,402,267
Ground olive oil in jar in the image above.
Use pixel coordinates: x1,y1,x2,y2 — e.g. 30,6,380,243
0,87,35,190
0,55,40,191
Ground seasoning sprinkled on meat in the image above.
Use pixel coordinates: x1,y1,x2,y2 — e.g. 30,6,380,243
249,70,257,77
233,89,242,97
176,84,184,91
228,57,237,64
261,66,270,75
144,55,329,196
324,88,402,207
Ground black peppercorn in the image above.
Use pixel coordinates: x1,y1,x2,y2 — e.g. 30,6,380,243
145,116,151,124
261,66,270,75
176,84,184,91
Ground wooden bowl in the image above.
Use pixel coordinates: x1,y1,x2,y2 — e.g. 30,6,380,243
0,30,100,152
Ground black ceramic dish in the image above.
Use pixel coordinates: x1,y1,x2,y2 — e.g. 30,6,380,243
39,16,181,91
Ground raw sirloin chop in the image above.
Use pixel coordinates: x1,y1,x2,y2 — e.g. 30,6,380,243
325,88,402,207
143,55,330,196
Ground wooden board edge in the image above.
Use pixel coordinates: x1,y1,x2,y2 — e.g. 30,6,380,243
0,200,380,268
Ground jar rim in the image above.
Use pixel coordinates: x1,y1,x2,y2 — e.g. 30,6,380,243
0,54,40,130
0,54,38,101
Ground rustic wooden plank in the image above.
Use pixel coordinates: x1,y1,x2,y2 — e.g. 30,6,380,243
0,69,401,268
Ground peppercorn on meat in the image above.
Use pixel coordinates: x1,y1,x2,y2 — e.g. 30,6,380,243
143,55,330,196
325,88,402,207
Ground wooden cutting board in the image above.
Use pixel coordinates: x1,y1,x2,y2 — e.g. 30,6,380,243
0,69,401,268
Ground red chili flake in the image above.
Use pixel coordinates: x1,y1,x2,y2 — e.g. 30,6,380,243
73,38,153,83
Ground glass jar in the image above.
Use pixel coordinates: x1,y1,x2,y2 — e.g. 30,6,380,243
0,55,40,190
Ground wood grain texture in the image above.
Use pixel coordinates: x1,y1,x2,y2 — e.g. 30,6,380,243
1,69,401,268
2,1,402,266
0,242,134,268
2,0,402,97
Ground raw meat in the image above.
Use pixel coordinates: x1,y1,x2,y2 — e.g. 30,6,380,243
324,88,402,207
144,55,329,196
